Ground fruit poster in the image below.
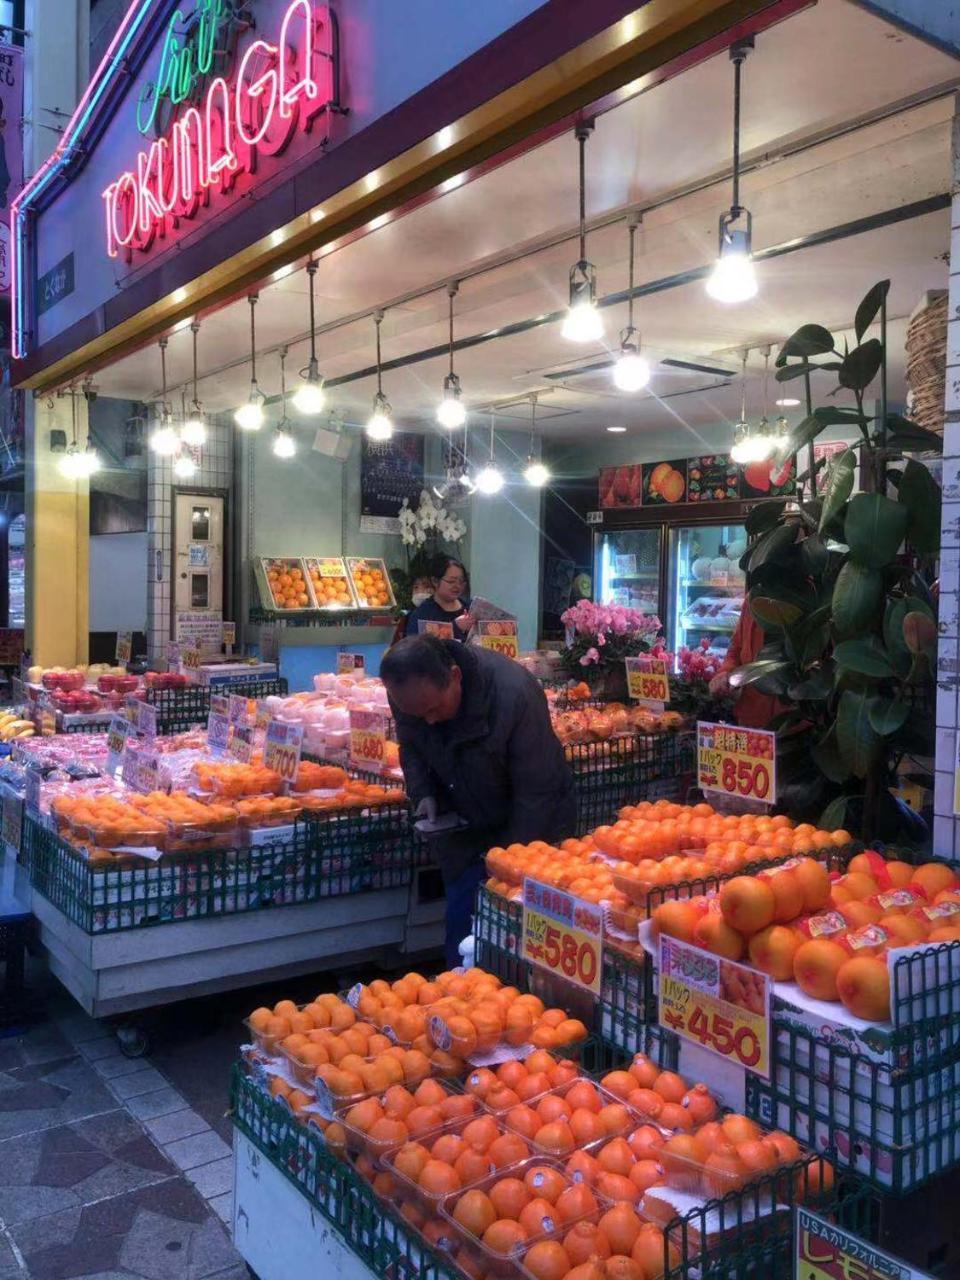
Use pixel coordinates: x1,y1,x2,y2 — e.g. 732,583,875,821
360,432,425,534
599,464,642,509
688,455,739,502
738,454,796,499
643,460,687,505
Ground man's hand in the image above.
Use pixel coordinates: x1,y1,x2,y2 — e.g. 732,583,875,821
414,797,438,823
709,670,732,697
454,612,473,634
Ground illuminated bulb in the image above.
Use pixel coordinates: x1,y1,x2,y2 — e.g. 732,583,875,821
180,411,207,448
292,370,325,415
613,348,651,393
562,299,603,343
149,422,180,455
775,398,800,408
706,247,758,304
235,384,265,431
60,444,101,479
730,420,772,465
366,391,394,440
273,427,296,458
173,453,197,478
524,460,550,487
58,448,83,479
475,465,504,495
437,376,466,429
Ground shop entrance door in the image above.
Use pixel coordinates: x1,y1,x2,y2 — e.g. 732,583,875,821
174,493,225,622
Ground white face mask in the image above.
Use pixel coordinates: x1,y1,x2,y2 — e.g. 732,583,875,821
412,591,432,607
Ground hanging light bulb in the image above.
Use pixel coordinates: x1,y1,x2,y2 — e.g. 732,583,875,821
173,452,197,478
612,215,652,393
292,259,326,414
60,387,101,477
706,39,759,305
437,281,467,428
523,395,550,487
272,347,297,459
730,348,773,465
149,337,180,453
58,447,84,479
475,410,504,495
235,294,265,430
771,414,791,451
366,310,394,440
180,321,207,447
562,122,603,343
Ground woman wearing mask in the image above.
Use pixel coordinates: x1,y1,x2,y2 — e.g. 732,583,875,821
403,555,472,640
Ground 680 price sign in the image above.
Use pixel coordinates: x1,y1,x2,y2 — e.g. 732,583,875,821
349,708,387,768
658,934,771,1078
696,721,776,804
522,877,603,996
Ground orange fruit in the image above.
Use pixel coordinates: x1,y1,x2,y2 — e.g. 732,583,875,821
368,1117,408,1146
597,1103,633,1137
556,1182,599,1223
596,1171,639,1204
748,924,801,980
836,955,891,1021
632,1224,676,1279
629,1159,666,1195
504,1004,534,1046
519,1197,558,1237
911,863,959,899
719,877,776,935
452,1189,497,1238
793,939,848,1001
406,1105,444,1138
455,1148,495,1185
524,1240,572,1280
432,1134,467,1165
791,858,831,911
537,1095,573,1125
694,911,745,960
569,1108,603,1145
598,1137,635,1177
599,1204,644,1256
462,1115,499,1152
566,1151,600,1186
482,1219,529,1255
489,1176,530,1220
524,1165,567,1205
506,1105,541,1140
721,1115,761,1146
652,1071,686,1104
564,1222,612,1265
600,1071,635,1102
488,1132,530,1169
534,1121,575,1155
391,1142,430,1181
627,1125,665,1161
418,1159,461,1196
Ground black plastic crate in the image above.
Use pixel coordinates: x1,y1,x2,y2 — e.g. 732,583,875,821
566,730,693,832
145,678,289,735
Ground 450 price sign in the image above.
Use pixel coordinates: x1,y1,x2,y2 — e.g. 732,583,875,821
522,877,603,996
697,720,776,804
659,934,771,1078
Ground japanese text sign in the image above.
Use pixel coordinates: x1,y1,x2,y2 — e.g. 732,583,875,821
350,708,387,768
697,720,776,804
478,619,519,660
625,656,670,707
264,720,303,784
522,877,603,996
795,1207,932,1280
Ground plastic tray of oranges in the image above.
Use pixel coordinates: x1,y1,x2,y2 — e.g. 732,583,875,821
304,558,358,610
258,557,317,613
340,1078,481,1163
464,1053,580,1117
233,796,303,829
346,557,395,609
501,1077,641,1158
438,1155,614,1278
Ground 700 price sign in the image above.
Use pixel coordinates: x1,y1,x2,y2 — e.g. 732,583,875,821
697,720,776,804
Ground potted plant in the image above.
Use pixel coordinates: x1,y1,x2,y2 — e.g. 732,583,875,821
728,280,941,842
391,490,467,611
559,600,664,700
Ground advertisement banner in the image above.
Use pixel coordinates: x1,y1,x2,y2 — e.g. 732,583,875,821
359,433,425,534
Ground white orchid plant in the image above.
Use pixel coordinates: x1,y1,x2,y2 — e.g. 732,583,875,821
393,490,468,610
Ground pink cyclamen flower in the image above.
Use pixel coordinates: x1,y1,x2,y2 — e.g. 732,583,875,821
580,647,600,666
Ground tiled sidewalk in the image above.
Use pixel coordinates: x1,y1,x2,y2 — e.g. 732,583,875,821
0,1001,248,1279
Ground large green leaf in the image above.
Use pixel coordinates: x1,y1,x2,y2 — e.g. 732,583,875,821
833,637,895,678
896,458,942,555
835,689,882,779
885,414,943,453
746,524,797,573
812,727,851,784
868,696,909,737
749,597,803,630
800,533,829,579
854,280,890,343
818,449,857,532
728,659,795,690
839,339,883,393
819,794,852,832
832,561,883,638
788,666,834,701
777,324,836,362
844,493,908,568
781,414,826,458
744,501,785,538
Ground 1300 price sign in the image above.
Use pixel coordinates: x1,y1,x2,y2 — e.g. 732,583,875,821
696,720,776,804
522,877,603,996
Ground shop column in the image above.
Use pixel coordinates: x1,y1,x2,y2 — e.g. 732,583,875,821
25,395,89,666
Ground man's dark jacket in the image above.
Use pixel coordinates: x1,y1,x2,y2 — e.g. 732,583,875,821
390,642,576,882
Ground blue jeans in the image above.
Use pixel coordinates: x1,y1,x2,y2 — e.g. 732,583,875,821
445,860,486,968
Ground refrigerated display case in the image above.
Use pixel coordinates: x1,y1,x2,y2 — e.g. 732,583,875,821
667,522,746,661
596,529,662,615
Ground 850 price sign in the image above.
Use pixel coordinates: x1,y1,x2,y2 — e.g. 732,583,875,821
658,934,771,1078
697,720,776,804
522,877,603,996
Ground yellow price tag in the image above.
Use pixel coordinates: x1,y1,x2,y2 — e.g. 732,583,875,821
625,657,670,704
796,1207,934,1280
522,877,603,996
479,634,519,660
696,720,776,804
181,646,202,672
263,721,303,783
349,708,387,767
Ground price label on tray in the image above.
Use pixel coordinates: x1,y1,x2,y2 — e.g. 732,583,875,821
521,877,603,996
135,700,157,742
795,1208,933,1280
116,631,132,664
229,694,253,727
263,720,303,784
625,656,670,708
181,646,202,675
697,721,776,804
337,652,364,674
136,751,160,794
229,723,255,763
106,716,131,774
658,934,771,1078
349,708,387,767
207,711,230,755
478,620,519,660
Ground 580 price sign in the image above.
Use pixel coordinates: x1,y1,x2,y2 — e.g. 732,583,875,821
625,657,670,707
522,877,603,996
658,935,771,1078
697,721,776,804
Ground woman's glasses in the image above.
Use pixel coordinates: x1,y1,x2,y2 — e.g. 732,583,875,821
440,576,466,588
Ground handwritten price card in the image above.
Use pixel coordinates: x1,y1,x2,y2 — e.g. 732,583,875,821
116,632,132,663
350,708,387,767
478,620,519,661
697,721,776,804
522,877,603,996
659,935,771,1078
337,652,365,674
229,723,255,764
625,656,670,708
263,720,303,784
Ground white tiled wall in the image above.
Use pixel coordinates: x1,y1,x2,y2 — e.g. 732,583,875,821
932,98,960,856
146,417,233,663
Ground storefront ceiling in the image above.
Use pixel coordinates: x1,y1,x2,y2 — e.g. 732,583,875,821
91,0,958,452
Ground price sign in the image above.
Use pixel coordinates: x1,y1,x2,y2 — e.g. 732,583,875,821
136,751,160,794
795,1208,933,1280
106,715,130,774
521,877,603,996
24,766,41,816
418,620,454,638
625,656,670,708
166,642,181,672
116,631,133,664
350,708,387,767
1,793,22,851
207,711,230,755
210,694,229,717
181,646,202,676
337,652,364,675
229,723,255,763
222,621,236,649
697,721,776,804
229,694,253,727
478,620,519,661
264,720,303,784
135,700,157,742
658,934,771,1078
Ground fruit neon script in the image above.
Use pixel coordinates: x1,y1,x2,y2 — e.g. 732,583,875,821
103,0,336,259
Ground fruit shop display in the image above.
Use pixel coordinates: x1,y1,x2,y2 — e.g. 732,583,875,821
304,557,357,609
652,852,960,1023
346,557,396,608
260,558,317,611
551,704,685,747
263,673,399,767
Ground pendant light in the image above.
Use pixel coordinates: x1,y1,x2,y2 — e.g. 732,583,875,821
149,338,179,455
292,259,325,415
561,122,603,343
235,294,265,430
366,310,394,440
475,410,504,495
180,321,207,447
731,350,770,465
436,281,466,429
273,347,297,458
172,389,198,477
706,39,758,305
523,395,550,487
59,386,101,478
613,215,651,392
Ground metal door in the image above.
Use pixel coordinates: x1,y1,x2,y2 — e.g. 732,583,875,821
174,493,224,620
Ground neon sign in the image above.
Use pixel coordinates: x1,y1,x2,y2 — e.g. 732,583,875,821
102,0,336,259
136,0,225,137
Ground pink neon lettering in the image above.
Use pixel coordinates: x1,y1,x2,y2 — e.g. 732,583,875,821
235,40,279,148
279,0,318,117
204,78,238,185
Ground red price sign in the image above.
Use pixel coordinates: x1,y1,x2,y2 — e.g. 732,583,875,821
625,657,670,706
350,708,387,767
658,934,770,1078
521,877,603,996
181,646,202,673
696,720,776,803
263,720,303,784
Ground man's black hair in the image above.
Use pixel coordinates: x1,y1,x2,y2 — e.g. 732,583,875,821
380,635,456,687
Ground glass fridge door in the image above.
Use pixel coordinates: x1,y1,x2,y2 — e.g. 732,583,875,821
595,529,662,617
668,522,747,662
